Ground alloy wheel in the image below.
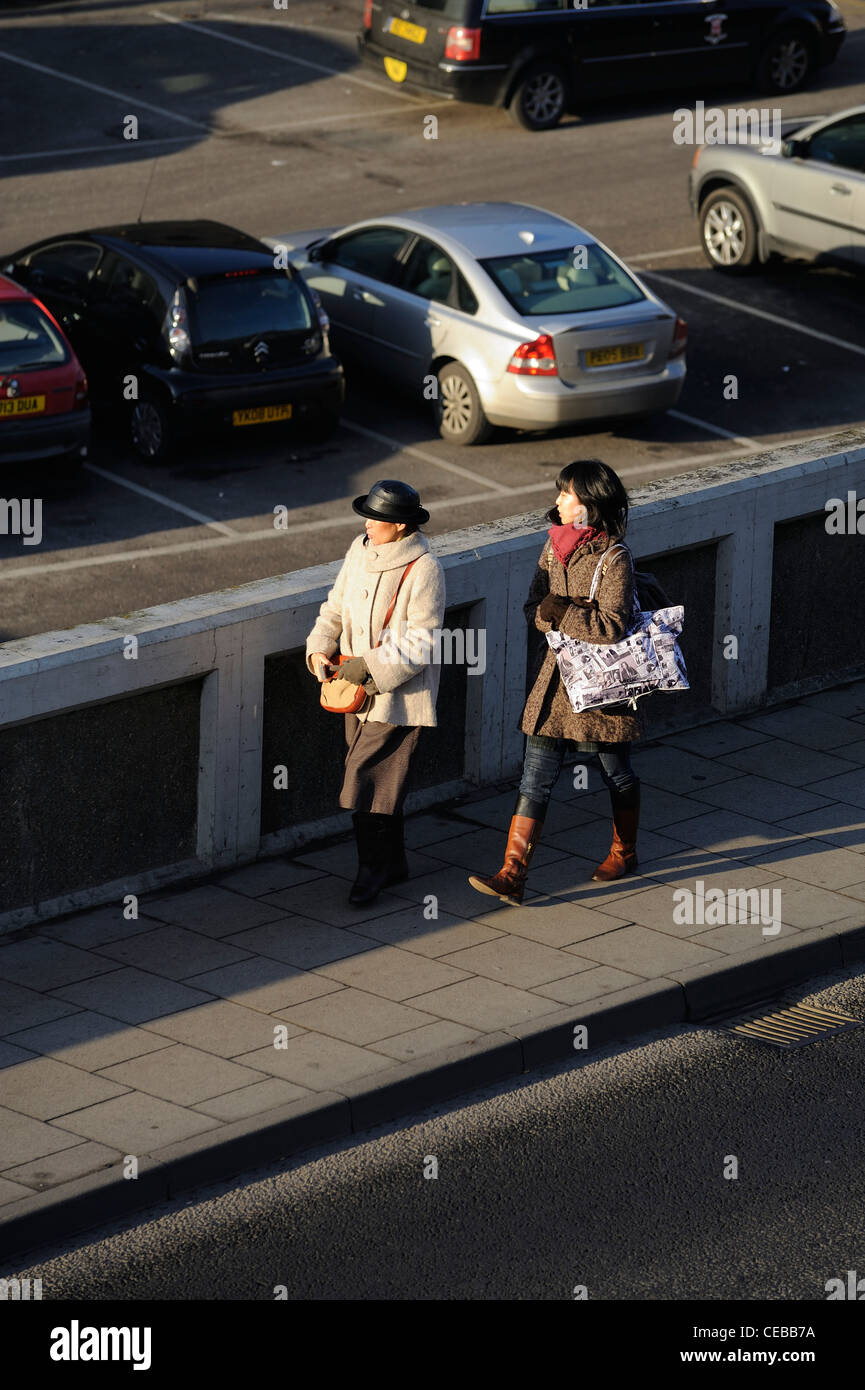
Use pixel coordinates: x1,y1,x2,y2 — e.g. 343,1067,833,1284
523,72,564,125
131,400,164,458
769,38,809,90
704,202,746,266
439,371,474,436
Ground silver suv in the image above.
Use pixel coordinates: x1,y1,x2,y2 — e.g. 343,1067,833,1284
689,105,865,273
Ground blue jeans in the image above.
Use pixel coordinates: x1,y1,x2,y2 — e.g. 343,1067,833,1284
518,734,638,811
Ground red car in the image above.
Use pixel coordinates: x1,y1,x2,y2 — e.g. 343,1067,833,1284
0,274,90,467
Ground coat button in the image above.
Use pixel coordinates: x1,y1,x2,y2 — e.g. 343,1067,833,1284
359,626,365,634
361,589,368,598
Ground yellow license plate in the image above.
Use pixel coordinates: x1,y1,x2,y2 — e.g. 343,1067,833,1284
388,17,426,42
585,343,644,367
0,395,46,417
232,403,293,427
384,56,407,82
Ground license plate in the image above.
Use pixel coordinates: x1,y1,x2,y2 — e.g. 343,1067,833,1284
585,343,645,367
232,403,293,427
0,395,46,417
388,17,426,42
384,56,407,82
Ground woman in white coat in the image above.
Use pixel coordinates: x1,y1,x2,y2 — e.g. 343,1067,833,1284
307,480,446,906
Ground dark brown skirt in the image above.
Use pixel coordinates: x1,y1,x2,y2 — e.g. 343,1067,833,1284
340,715,422,815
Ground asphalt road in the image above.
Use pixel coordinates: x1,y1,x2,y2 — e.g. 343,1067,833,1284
9,960,865,1300
1,0,865,641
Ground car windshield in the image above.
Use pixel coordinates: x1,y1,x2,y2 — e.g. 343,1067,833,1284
480,244,645,315
189,273,313,345
0,300,68,369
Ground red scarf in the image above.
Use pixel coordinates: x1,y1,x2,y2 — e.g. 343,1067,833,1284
548,523,607,566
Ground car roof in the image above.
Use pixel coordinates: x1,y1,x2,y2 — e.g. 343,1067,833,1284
86,221,276,279
356,203,591,259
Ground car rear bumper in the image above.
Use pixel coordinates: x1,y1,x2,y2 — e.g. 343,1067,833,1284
483,361,686,428
148,360,345,431
0,407,91,462
357,34,507,104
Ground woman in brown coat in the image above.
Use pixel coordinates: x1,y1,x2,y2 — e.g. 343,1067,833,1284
469,458,646,906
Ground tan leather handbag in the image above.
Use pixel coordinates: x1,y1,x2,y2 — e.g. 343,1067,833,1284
319,558,419,715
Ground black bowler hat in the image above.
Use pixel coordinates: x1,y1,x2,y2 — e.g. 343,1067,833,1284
353,479,429,525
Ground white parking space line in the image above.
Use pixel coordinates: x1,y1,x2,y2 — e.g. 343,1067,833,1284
645,270,865,360
628,246,701,263
84,464,239,537
152,10,414,100
0,50,210,130
341,419,512,494
669,409,759,449
0,432,830,582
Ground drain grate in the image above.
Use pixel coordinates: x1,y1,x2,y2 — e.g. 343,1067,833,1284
716,999,864,1049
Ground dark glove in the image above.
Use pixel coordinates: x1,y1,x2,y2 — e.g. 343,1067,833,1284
570,596,598,611
362,674,380,695
537,593,571,625
337,656,370,684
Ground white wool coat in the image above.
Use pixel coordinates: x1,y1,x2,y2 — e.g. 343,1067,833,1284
305,530,446,726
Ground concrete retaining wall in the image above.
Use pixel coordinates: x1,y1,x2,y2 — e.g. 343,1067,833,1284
2,429,863,932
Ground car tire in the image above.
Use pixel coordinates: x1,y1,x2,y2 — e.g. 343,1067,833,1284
508,62,567,131
130,392,174,462
434,362,492,446
755,27,814,94
699,187,760,273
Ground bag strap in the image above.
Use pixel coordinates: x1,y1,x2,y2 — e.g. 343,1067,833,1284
588,542,627,602
373,558,419,649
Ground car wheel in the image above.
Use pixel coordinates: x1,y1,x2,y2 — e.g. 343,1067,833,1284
756,28,813,93
508,62,567,131
130,393,174,462
434,363,491,446
699,187,759,273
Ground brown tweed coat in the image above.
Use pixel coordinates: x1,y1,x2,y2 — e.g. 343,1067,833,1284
520,531,649,744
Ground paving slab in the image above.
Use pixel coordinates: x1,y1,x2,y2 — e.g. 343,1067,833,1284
3,695,865,1261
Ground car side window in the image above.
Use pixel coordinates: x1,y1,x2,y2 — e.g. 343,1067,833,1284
808,117,865,174
401,238,457,305
91,251,165,321
485,1,564,12
23,241,101,293
328,227,408,284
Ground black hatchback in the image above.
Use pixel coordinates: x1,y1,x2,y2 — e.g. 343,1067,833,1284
1,221,345,460
359,0,846,131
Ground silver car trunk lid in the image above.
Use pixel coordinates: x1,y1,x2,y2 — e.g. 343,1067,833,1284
524,301,676,388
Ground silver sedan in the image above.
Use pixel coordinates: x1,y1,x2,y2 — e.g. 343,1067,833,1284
272,203,686,446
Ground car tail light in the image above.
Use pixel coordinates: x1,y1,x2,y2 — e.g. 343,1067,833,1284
691,146,702,169
363,0,373,30
506,333,558,376
74,372,88,407
164,287,191,363
445,26,481,61
669,316,687,358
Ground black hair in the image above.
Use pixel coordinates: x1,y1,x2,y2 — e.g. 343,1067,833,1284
544,458,629,537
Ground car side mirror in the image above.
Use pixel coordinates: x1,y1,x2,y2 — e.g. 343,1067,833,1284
781,138,808,159
308,240,333,264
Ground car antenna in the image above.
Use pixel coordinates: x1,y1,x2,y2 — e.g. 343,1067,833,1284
136,157,160,224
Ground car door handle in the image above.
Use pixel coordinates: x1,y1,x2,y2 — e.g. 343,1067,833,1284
425,315,441,327
831,183,851,195
353,289,384,304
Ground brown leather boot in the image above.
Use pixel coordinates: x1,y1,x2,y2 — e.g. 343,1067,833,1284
592,784,640,881
468,798,546,906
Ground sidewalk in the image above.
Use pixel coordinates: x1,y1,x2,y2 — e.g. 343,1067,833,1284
3,684,865,1261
